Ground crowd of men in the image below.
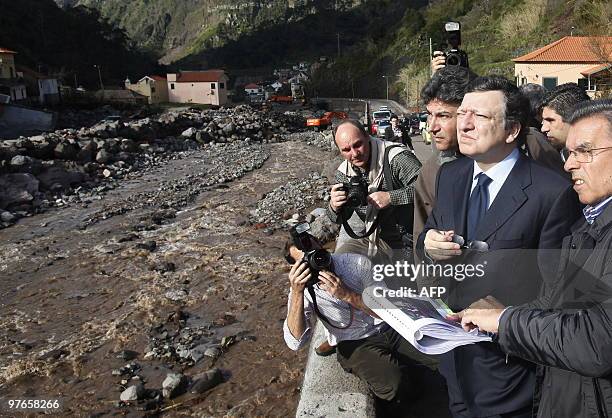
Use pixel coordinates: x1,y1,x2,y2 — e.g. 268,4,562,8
282,55,612,417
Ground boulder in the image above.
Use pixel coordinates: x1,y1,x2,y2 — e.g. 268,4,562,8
37,166,86,191
0,173,39,210
10,155,41,174
120,383,145,402
162,373,190,399
96,149,112,164
54,142,79,160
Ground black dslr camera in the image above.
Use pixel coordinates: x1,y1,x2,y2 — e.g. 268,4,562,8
290,223,332,287
341,175,368,209
442,21,469,68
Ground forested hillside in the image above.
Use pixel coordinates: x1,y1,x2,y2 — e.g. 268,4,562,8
0,0,159,88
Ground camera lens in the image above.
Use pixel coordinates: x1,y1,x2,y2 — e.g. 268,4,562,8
310,250,331,269
446,53,460,66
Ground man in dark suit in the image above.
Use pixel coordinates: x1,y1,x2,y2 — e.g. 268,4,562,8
384,115,416,153
417,76,582,417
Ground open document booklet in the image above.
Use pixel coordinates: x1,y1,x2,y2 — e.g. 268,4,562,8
363,286,492,355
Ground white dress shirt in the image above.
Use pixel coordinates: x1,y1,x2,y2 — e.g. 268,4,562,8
471,148,520,208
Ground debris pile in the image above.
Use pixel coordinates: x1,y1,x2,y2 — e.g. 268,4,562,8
0,106,306,228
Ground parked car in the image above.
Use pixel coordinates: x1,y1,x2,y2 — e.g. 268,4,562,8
306,111,348,131
371,110,392,134
376,120,392,138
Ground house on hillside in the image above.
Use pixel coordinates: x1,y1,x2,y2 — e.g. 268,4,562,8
0,47,27,103
513,36,612,97
167,70,229,106
244,83,262,95
17,66,61,105
126,75,169,104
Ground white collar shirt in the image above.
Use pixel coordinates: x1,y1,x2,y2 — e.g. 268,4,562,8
471,148,520,208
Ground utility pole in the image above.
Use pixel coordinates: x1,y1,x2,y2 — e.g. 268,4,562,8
337,33,341,57
382,75,389,100
93,64,104,91
429,37,433,77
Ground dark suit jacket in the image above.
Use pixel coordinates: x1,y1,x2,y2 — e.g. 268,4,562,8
416,152,582,417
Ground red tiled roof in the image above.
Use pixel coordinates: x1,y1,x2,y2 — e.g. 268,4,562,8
173,70,226,83
513,36,612,63
244,83,259,89
0,47,17,54
580,63,611,76
151,75,166,81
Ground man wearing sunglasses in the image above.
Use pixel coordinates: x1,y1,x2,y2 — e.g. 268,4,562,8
417,76,582,417
457,99,612,418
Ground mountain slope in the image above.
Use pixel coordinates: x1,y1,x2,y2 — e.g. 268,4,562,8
0,0,159,88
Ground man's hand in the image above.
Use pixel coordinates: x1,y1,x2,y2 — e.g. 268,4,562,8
318,270,353,301
449,296,506,333
289,261,310,294
424,229,461,260
431,51,446,74
367,191,391,209
330,183,347,212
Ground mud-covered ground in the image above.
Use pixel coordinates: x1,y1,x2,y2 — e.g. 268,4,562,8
0,137,337,417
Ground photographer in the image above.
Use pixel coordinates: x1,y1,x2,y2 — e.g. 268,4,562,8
327,119,421,262
282,230,437,415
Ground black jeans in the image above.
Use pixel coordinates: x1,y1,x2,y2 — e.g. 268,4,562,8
336,327,438,402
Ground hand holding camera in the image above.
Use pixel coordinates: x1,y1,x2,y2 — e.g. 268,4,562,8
367,191,391,210
289,260,311,293
318,270,352,301
330,175,369,212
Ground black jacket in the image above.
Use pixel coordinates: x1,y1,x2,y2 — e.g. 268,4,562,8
498,203,612,418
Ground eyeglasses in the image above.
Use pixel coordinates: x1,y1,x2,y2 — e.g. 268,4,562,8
564,146,612,163
451,235,489,252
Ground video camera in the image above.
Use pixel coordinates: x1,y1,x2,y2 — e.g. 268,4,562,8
290,222,332,287
437,21,469,68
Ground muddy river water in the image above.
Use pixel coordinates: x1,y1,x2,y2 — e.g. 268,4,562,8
0,139,334,416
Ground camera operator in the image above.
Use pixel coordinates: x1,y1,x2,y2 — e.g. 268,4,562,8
327,119,421,262
282,230,437,415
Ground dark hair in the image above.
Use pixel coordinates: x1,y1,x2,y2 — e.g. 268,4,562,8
541,83,590,122
333,119,369,141
467,76,528,144
519,83,545,128
568,99,612,134
283,239,296,264
421,66,477,106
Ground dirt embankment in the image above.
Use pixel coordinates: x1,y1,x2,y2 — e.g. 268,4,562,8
0,134,337,417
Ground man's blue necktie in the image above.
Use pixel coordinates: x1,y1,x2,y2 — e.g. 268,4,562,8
467,173,492,241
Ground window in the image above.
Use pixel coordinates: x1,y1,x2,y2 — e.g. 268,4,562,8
220,82,225,89
170,83,175,90
211,83,216,89
542,77,558,91
151,86,156,93
577,78,589,90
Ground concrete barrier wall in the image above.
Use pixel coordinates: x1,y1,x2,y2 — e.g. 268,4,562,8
296,322,375,418
0,104,56,139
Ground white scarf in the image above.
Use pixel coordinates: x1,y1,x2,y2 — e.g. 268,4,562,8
337,136,405,257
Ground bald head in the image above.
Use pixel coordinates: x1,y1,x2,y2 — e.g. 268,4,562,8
334,120,371,169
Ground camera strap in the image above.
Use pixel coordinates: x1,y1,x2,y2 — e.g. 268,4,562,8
341,144,403,239
307,285,353,329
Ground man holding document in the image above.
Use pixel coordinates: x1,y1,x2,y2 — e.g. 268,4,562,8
415,76,582,417
455,99,612,418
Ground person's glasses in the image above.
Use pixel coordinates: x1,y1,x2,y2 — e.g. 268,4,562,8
565,146,612,163
451,235,489,252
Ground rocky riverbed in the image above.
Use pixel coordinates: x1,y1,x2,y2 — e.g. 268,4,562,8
0,116,342,416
